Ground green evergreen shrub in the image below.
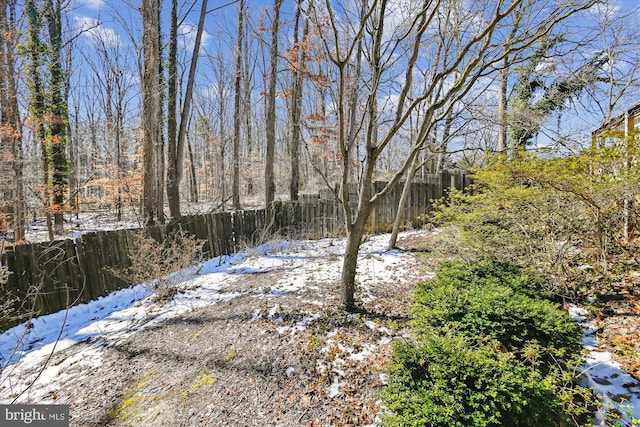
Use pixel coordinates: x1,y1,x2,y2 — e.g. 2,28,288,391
411,262,583,367
382,260,595,426
383,335,565,427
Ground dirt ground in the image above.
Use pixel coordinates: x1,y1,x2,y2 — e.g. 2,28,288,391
7,232,639,426
33,235,428,427
592,271,640,380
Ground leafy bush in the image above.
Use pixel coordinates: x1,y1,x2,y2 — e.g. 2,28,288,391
430,145,640,275
382,260,595,427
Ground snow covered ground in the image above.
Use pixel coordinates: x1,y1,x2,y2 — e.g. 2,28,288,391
0,233,408,405
0,231,638,426
569,305,640,425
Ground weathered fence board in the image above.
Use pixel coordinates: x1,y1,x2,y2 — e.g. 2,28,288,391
1,172,468,330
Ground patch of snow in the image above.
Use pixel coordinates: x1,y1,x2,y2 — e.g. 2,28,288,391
348,344,374,362
568,304,640,425
364,320,393,336
278,314,323,335
379,373,388,385
316,361,328,375
568,305,589,323
268,304,280,319
378,337,392,347
328,379,343,398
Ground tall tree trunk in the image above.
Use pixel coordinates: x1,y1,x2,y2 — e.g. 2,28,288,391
289,0,305,202
171,0,208,216
69,99,79,220
156,7,165,223
10,133,25,242
44,0,69,235
63,22,75,219
340,0,385,311
265,0,282,209
498,53,508,154
244,23,254,196
232,0,245,210
166,0,179,217
187,132,198,202
25,0,54,240
217,53,227,209
116,125,123,220
0,0,24,241
141,0,163,225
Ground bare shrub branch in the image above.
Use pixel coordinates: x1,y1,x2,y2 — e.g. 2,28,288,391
116,230,205,302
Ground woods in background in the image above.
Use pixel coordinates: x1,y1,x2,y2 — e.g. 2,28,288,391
1,0,640,310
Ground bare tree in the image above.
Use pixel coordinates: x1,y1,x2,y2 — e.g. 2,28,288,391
581,4,640,123
307,0,599,311
79,21,136,220
141,0,164,225
201,46,233,208
166,0,180,217
287,0,307,201
167,0,209,218
264,0,282,209
0,0,24,241
232,0,246,210
243,16,256,196
42,0,70,235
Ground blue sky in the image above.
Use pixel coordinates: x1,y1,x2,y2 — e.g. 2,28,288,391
64,0,640,150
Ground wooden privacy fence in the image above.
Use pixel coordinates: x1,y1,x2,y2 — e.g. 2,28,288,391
0,170,468,331
291,169,471,233
0,210,267,331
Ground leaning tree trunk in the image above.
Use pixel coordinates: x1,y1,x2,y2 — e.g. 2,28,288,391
187,134,198,203
172,0,208,216
243,24,255,196
340,206,372,311
388,153,420,250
